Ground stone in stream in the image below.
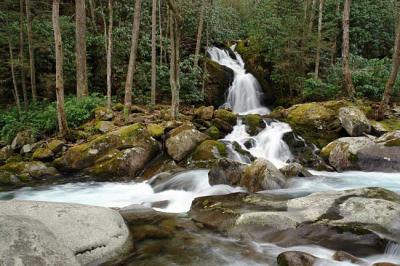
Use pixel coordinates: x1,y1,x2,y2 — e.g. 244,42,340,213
332,251,368,265
0,200,132,265
339,106,371,136
279,163,312,178
0,215,79,266
208,158,246,186
165,124,209,161
277,251,317,266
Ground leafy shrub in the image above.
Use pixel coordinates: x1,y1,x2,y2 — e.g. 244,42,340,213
0,94,105,143
302,77,339,101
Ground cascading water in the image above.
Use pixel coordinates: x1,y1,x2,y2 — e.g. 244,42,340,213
208,45,293,167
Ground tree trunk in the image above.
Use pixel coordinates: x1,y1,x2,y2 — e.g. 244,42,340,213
151,0,157,106
52,0,69,138
88,0,97,29
75,0,88,99
314,0,324,78
331,1,340,65
377,17,400,119
167,0,182,120
308,0,317,32
124,0,142,120
19,0,28,110
25,0,37,101
159,0,163,65
342,0,355,98
194,0,206,69
9,41,21,116
106,0,113,110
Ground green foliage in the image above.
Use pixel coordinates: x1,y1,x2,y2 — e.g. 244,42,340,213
0,94,105,143
302,77,339,101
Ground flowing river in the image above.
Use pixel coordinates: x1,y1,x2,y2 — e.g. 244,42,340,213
1,46,399,265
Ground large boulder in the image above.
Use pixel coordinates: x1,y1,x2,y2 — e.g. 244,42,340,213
0,200,132,265
11,130,36,151
279,163,312,178
0,215,79,266
208,159,246,186
0,161,60,187
194,106,214,121
339,106,371,136
285,102,341,148
243,114,265,135
241,159,287,192
203,58,234,107
55,124,159,178
357,145,400,172
214,109,237,125
191,140,227,161
166,125,209,161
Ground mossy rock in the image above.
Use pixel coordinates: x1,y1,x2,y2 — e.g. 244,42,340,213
32,148,54,161
191,140,227,161
214,109,237,125
47,139,65,154
94,106,114,121
112,102,124,111
205,126,221,140
95,121,116,133
243,114,264,135
147,124,165,138
287,103,336,126
379,119,400,131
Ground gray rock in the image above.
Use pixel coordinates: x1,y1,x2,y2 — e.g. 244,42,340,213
11,130,36,151
166,124,209,161
0,200,132,265
21,144,33,154
277,251,317,266
357,145,400,172
0,215,79,266
339,106,371,136
208,158,246,186
0,145,13,164
279,163,312,177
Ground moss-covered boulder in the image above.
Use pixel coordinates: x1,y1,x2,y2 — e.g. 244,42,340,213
204,126,221,140
376,130,400,147
112,102,124,111
214,109,237,125
243,114,265,135
32,148,54,161
339,106,371,136
211,118,234,134
95,121,116,133
55,124,159,175
47,139,65,155
166,125,209,161
285,102,342,148
194,106,214,121
0,161,60,187
191,140,227,161
203,58,234,107
94,107,114,121
11,130,36,151
147,124,165,138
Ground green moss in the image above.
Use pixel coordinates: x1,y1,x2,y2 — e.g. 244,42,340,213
244,114,263,135
214,109,237,125
287,103,336,125
147,124,165,138
379,119,400,131
205,126,221,139
191,140,227,161
32,148,54,160
113,102,124,111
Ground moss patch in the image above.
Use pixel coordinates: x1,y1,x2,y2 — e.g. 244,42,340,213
214,109,237,125
191,140,227,161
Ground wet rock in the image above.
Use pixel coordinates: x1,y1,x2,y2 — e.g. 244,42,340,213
95,120,116,133
32,147,54,161
373,263,400,266
208,159,246,186
279,163,312,178
376,130,400,147
241,159,286,192
357,145,400,172
94,106,114,121
370,120,390,136
11,130,36,151
166,124,209,161
0,145,13,164
191,140,227,161
0,215,79,266
332,251,367,265
212,118,234,133
205,126,221,139
204,58,234,107
0,200,132,265
214,109,237,125
195,106,214,120
47,139,65,154
55,124,159,177
277,251,316,266
339,106,371,136
243,114,265,135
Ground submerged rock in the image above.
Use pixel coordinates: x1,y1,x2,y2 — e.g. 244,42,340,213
0,200,131,265
339,106,371,136
165,124,209,161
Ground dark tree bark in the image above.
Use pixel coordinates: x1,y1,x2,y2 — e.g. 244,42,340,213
52,0,69,138
106,0,113,110
19,0,28,110
151,0,157,106
25,0,37,101
342,0,355,98
194,0,206,69
314,0,324,78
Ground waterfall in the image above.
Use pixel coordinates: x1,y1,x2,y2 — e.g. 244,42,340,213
207,46,270,115
208,45,293,167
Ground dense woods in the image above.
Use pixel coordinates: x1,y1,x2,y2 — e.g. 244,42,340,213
0,0,399,140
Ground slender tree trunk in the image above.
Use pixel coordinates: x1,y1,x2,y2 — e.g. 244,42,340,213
194,0,206,69
25,0,37,101
151,0,157,106
342,0,355,98
314,0,324,78
159,0,163,66
331,1,340,65
377,18,400,119
9,41,21,116
88,0,97,29
167,0,182,120
124,0,142,120
75,0,88,98
308,0,317,32
106,0,113,110
19,0,28,110
52,0,69,138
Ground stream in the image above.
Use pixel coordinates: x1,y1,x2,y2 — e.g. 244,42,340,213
1,46,399,265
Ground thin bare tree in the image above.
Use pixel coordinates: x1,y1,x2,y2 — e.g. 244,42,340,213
151,0,157,106
75,0,88,98
8,41,21,116
19,0,28,109
25,0,37,101
342,0,355,98
194,0,206,69
314,0,324,78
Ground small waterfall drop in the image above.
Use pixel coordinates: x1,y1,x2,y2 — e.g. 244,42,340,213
208,45,293,167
